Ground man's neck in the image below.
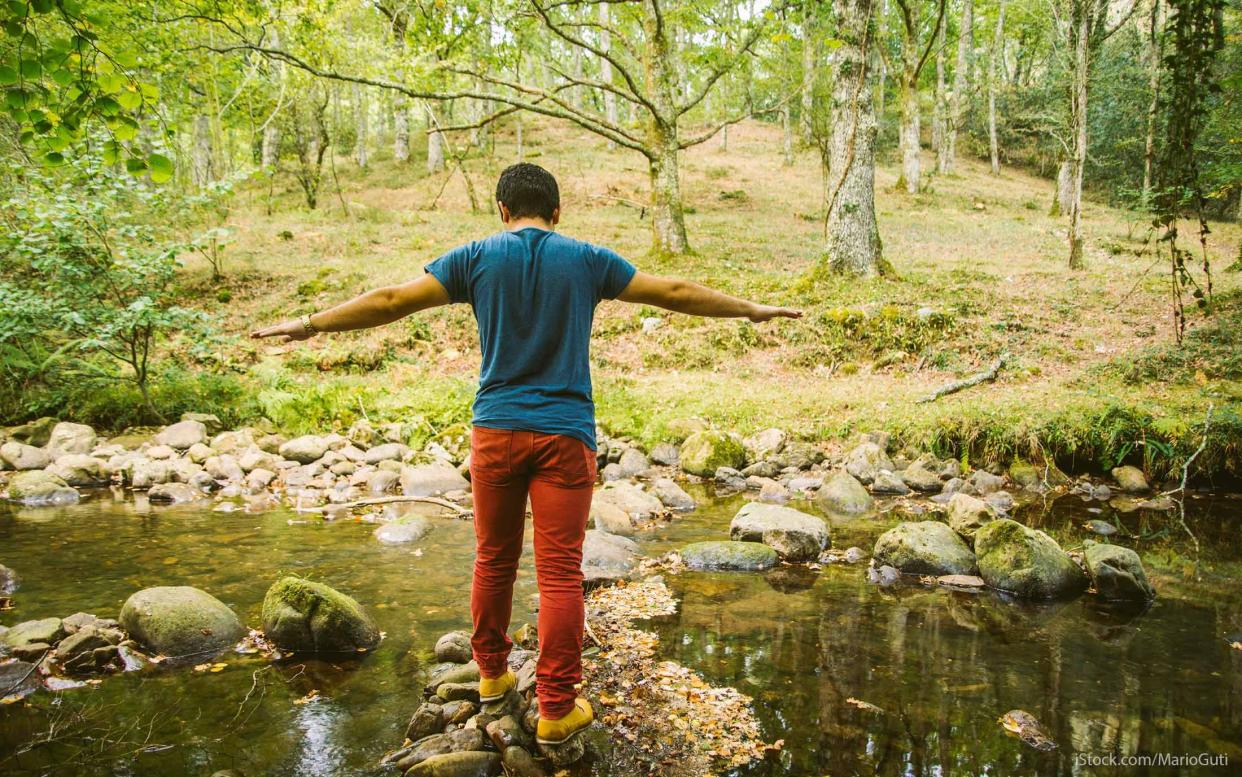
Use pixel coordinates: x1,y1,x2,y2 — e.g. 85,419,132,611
506,217,555,232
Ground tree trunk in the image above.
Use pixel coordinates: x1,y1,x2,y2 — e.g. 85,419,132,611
394,102,410,162
1141,0,1163,203
600,3,617,149
192,113,214,189
1051,158,1072,216
649,137,690,255
822,0,884,276
643,0,690,255
987,0,1005,175
782,103,794,166
898,68,920,194
946,0,973,174
933,17,948,173
800,0,816,141
426,102,445,174
1067,0,1089,270
352,82,369,168
261,28,282,169
720,122,729,152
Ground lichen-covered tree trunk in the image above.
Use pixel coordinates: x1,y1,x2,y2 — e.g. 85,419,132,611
933,19,948,173
1141,0,1163,201
649,135,689,255
800,0,816,142
643,0,690,255
1067,3,1089,269
946,0,973,174
192,114,214,189
600,3,617,149
897,74,921,193
987,0,1005,175
425,102,445,174
352,82,369,168
782,103,794,166
821,0,884,277
394,102,409,162
261,29,283,169
1051,158,1072,216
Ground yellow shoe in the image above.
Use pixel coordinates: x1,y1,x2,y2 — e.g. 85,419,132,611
536,697,594,745
478,670,515,703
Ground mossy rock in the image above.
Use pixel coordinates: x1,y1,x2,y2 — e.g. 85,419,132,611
7,470,79,505
944,492,996,544
119,586,245,658
974,519,1088,599
873,521,977,576
1084,542,1155,601
404,751,501,777
814,470,874,515
1009,459,1070,490
679,430,745,477
680,541,778,571
261,577,381,653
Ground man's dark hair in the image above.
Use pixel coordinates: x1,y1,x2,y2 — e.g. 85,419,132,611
495,163,560,221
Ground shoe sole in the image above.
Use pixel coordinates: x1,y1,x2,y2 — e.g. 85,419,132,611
536,728,587,746
478,691,508,703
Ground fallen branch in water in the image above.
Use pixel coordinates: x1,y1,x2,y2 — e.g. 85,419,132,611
917,354,1009,404
297,495,471,516
1163,402,1213,563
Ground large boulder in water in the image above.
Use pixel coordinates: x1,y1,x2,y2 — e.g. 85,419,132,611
730,502,829,562
974,519,1088,599
581,530,639,584
595,481,664,519
6,470,80,505
401,463,470,497
1084,542,1155,601
261,577,381,653
680,541,778,571
404,752,501,777
814,471,873,514
873,521,977,576
119,586,245,658
679,430,745,477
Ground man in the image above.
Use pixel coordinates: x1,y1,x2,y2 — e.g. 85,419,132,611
252,163,800,745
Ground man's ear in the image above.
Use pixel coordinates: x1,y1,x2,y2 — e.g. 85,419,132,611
498,202,511,223
551,206,561,227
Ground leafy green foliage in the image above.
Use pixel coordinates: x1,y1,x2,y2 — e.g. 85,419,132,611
0,1,168,176
0,151,212,420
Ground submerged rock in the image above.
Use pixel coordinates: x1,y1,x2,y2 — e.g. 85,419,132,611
873,521,977,576
147,482,205,505
974,519,1088,599
0,562,17,594
374,517,430,544
814,470,873,514
680,541,778,571
679,430,746,476
119,586,245,658
730,502,829,562
404,751,501,777
261,577,381,653
0,660,42,700
1084,542,1155,601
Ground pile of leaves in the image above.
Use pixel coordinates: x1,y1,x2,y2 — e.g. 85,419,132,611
583,576,780,773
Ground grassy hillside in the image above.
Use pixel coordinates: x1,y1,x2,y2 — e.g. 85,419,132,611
180,119,1242,479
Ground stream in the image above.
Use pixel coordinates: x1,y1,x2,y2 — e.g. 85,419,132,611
2,485,1240,776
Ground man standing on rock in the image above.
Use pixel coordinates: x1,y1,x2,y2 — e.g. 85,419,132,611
251,162,800,744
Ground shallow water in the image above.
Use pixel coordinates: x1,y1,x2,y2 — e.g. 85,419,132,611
1,486,1240,776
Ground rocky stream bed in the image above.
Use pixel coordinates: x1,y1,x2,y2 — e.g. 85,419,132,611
2,415,1240,776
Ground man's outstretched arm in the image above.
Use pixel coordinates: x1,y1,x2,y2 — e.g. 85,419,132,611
250,274,451,342
617,271,802,322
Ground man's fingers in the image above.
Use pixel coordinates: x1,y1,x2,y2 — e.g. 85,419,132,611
781,308,804,319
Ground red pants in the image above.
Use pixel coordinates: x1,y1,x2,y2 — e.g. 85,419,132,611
468,426,596,719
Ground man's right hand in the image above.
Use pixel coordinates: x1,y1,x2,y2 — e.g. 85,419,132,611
748,304,803,323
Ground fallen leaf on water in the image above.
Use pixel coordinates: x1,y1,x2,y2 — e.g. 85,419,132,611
293,689,321,705
846,697,884,714
162,557,178,565
1231,641,1242,651
209,663,227,673
1,695,23,705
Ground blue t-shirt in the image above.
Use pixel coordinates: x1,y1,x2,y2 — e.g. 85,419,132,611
424,227,636,450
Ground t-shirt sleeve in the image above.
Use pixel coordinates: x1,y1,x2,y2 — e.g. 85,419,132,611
592,245,637,300
424,244,473,304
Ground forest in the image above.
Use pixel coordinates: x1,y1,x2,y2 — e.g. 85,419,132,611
1,1,1241,776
